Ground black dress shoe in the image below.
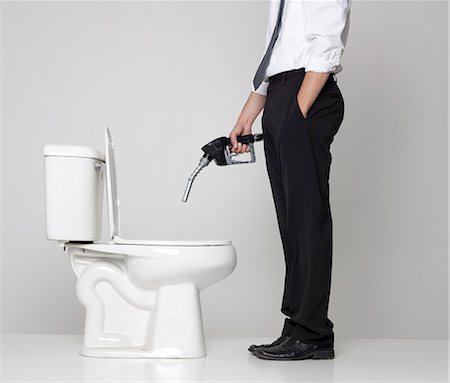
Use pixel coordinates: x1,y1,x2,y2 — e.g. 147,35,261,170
254,336,334,360
248,318,296,354
248,335,288,354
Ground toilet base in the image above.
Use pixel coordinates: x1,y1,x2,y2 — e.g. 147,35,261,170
79,346,206,359
78,274,208,359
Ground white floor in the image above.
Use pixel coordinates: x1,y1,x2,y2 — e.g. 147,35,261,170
1,334,448,382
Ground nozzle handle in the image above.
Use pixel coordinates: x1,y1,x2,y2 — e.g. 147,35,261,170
234,133,264,145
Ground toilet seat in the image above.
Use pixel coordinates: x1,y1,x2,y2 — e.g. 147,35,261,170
112,235,231,247
66,237,231,258
101,128,229,248
67,242,231,258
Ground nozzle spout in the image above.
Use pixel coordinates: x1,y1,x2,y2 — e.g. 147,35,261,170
182,155,211,202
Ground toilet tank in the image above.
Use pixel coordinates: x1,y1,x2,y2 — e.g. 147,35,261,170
43,145,105,242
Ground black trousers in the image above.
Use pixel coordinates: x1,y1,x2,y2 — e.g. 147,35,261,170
262,67,344,346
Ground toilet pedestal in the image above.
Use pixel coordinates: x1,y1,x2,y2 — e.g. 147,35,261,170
78,261,206,359
147,283,206,358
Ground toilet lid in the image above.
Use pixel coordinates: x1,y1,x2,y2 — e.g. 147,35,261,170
105,127,120,240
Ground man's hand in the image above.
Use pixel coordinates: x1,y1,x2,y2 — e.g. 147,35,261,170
229,91,266,154
297,71,330,118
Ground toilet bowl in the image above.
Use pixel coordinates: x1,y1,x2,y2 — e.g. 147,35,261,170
43,128,237,358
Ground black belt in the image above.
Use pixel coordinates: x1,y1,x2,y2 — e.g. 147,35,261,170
268,68,306,83
268,68,336,84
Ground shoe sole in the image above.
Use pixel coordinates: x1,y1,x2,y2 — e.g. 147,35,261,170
255,349,334,360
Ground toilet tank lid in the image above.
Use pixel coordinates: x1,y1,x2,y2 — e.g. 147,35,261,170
43,145,105,161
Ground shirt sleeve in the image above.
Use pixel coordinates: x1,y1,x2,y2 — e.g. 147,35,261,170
304,0,351,74
251,78,270,96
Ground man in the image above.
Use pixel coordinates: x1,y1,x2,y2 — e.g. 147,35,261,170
229,0,352,361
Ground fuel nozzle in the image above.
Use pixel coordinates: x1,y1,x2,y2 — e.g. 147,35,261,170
182,133,264,202
182,154,212,203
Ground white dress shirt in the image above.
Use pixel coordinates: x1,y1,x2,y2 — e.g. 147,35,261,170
251,0,352,96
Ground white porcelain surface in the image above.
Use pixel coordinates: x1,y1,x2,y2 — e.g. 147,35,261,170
2,334,448,382
68,242,236,358
44,153,104,241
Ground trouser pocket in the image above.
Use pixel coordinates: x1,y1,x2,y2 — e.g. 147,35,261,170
297,77,343,123
294,91,308,120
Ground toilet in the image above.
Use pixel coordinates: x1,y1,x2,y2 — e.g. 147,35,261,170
43,128,237,359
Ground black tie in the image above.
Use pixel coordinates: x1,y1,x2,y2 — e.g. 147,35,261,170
253,0,286,91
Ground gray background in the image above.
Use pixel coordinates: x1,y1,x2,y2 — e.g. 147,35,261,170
1,1,448,339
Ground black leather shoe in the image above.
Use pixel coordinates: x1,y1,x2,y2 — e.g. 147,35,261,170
248,318,296,354
248,335,288,354
254,336,334,360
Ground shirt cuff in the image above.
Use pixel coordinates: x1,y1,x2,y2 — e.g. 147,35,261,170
251,78,269,96
305,51,343,73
